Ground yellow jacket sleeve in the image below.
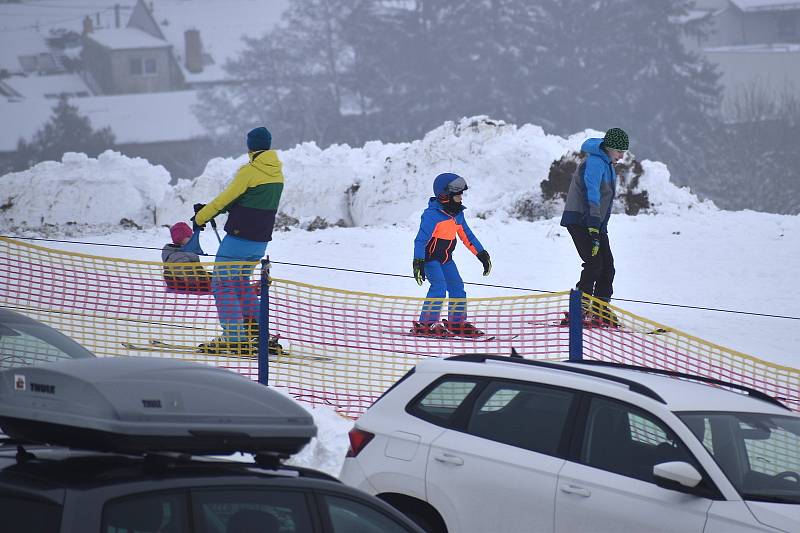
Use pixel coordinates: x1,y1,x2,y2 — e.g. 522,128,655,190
195,169,250,225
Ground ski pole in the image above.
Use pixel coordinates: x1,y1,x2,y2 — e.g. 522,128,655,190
209,218,222,243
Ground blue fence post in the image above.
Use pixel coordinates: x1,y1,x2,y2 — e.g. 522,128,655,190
258,257,270,386
568,289,583,361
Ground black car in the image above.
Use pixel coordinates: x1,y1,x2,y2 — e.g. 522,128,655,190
0,307,94,369
0,357,423,533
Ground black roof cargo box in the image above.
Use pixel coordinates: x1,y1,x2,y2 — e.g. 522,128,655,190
0,357,316,455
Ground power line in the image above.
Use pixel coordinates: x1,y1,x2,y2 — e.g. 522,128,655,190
2,234,798,321
1,5,115,32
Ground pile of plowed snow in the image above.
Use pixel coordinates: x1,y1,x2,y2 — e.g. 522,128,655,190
0,116,711,236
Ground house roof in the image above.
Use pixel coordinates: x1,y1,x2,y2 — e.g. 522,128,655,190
1,74,91,100
705,42,800,52
87,28,171,51
729,0,800,12
0,28,49,74
0,90,205,152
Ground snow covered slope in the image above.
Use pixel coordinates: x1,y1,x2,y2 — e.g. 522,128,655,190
1,116,793,366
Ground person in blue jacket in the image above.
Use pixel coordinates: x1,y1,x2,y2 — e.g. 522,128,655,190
560,127,629,324
411,173,492,337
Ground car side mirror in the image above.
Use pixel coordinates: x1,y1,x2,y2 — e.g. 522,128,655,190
653,461,702,489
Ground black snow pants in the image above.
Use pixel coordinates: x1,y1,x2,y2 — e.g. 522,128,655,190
567,225,615,301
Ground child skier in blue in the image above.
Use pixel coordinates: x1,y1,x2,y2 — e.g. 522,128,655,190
411,173,492,337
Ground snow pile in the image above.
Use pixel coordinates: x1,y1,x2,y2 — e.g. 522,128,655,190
0,151,171,233
2,117,710,235
162,116,710,229
636,160,714,216
286,404,353,477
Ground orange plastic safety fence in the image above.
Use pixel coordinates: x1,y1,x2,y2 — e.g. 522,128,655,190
1,236,797,418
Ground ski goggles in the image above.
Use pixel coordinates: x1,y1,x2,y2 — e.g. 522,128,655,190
446,177,468,195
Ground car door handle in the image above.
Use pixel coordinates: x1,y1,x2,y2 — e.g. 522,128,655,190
433,453,464,466
560,484,591,497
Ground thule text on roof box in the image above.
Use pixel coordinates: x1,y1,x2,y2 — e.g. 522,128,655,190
0,357,316,455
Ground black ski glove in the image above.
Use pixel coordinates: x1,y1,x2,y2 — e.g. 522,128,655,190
477,250,492,276
413,258,426,286
191,203,207,231
190,215,205,232
588,227,600,257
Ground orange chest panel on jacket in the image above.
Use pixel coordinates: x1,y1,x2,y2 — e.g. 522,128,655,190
431,218,459,240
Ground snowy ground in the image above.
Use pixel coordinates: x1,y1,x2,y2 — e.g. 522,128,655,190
1,117,798,477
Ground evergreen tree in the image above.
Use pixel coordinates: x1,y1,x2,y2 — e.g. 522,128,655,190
344,0,463,142
526,0,721,183
703,89,800,214
196,0,359,150
199,0,720,187
13,96,115,171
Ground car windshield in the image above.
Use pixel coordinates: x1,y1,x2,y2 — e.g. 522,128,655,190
0,313,94,369
678,411,800,504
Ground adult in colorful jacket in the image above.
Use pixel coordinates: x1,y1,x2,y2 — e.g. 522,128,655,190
560,127,629,323
411,173,492,337
192,126,284,353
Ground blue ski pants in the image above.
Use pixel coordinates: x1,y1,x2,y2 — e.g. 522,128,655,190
212,235,267,342
418,260,467,324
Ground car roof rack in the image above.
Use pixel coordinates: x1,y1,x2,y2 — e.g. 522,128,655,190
570,360,790,410
0,357,317,456
445,354,665,404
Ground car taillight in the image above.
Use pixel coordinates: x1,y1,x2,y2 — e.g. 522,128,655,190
346,428,375,457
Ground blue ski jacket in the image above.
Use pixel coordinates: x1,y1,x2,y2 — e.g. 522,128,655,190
414,198,484,264
560,138,617,232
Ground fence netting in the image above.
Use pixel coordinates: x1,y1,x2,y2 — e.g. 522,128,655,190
1,236,797,417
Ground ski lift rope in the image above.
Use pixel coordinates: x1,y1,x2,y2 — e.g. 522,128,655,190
2,235,798,321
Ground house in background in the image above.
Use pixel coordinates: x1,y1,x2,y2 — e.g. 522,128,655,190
0,0,287,179
689,0,800,118
81,0,188,95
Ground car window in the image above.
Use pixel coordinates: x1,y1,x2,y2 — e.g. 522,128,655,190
679,412,800,503
102,491,188,533
0,493,61,533
739,420,800,477
0,319,92,369
324,495,413,533
580,397,695,483
407,377,479,426
466,380,574,455
192,488,312,533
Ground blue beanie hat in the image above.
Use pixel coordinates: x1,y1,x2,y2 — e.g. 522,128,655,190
246,126,272,151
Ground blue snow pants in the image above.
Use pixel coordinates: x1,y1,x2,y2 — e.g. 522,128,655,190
418,260,467,324
212,234,267,342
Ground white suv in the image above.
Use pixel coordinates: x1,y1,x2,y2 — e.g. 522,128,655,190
340,354,800,533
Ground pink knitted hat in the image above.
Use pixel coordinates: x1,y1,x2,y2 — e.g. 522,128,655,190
170,222,193,244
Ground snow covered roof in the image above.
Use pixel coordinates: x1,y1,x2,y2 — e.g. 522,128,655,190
1,74,91,100
0,90,205,151
729,0,800,12
87,28,171,51
673,9,717,24
705,42,800,52
0,1,287,82
0,29,49,74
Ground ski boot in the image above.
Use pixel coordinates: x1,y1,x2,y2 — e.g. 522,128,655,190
244,317,260,341
268,335,284,359
442,319,484,338
410,321,450,337
198,337,256,357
